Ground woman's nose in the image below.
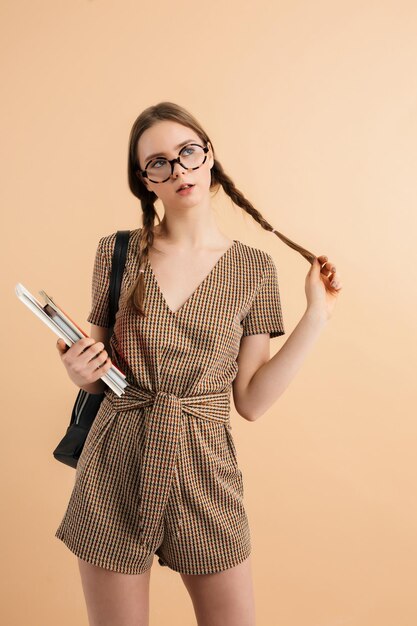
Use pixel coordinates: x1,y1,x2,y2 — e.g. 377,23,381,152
171,159,187,177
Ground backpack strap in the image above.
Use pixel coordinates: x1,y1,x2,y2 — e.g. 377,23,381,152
109,230,131,327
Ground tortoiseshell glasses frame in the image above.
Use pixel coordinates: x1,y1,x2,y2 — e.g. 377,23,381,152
136,142,210,184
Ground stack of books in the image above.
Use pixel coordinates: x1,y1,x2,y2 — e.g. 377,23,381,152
15,283,127,397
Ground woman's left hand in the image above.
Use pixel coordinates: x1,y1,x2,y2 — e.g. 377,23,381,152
305,255,343,321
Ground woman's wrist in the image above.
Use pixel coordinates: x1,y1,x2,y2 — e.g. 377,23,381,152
304,305,329,327
79,379,106,395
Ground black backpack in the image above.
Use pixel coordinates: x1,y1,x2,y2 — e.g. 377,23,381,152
53,230,131,468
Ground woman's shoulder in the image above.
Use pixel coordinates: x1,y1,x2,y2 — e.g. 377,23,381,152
234,239,274,275
94,228,140,259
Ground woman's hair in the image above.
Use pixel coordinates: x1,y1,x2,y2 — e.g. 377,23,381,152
126,101,314,316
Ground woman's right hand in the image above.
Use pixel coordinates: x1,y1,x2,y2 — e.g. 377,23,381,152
56,336,113,388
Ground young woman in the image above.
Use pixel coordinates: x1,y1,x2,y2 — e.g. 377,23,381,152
55,101,342,626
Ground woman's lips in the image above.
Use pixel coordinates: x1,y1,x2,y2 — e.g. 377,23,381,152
177,185,195,195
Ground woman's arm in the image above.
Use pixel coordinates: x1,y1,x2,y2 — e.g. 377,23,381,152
233,253,341,420
238,306,328,421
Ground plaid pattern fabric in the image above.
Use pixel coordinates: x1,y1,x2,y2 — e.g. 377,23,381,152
55,228,285,575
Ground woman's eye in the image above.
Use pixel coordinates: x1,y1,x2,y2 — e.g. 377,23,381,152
182,147,194,155
153,159,167,168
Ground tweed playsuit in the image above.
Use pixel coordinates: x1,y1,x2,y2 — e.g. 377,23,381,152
55,228,285,575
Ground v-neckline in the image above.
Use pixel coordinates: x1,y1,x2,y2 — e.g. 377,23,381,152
146,240,237,316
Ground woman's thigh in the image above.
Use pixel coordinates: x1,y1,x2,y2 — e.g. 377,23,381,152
180,555,256,626
77,557,152,626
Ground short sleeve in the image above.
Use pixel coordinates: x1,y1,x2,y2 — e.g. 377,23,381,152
86,237,111,327
241,253,285,338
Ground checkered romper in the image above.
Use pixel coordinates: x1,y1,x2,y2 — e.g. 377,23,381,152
55,228,285,575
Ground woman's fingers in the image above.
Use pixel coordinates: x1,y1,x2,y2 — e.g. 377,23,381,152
317,255,336,274
56,338,68,354
90,350,108,367
317,255,342,290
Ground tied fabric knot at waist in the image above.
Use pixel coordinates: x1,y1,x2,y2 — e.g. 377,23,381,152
104,384,232,552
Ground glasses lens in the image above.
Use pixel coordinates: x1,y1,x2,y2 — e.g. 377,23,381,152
146,144,206,182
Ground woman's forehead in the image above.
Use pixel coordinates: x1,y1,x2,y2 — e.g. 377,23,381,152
138,122,200,158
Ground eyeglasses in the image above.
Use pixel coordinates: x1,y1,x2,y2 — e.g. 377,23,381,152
137,142,209,183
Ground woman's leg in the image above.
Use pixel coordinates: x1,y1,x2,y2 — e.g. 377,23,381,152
180,555,256,626
77,557,152,626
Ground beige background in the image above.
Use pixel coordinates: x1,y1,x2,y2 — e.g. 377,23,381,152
2,1,417,624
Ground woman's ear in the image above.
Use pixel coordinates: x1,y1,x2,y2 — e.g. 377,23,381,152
138,170,150,191
207,141,214,169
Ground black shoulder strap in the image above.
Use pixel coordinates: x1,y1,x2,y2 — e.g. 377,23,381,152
109,230,130,327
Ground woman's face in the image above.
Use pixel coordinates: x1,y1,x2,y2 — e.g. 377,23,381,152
137,120,214,209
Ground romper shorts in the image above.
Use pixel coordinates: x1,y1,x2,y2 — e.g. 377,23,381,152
55,385,252,575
